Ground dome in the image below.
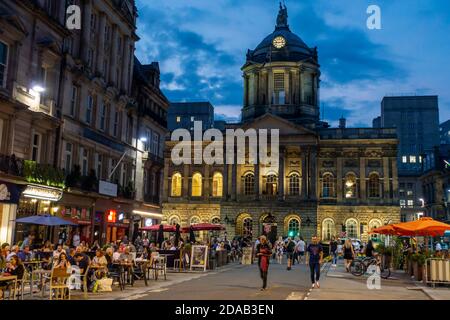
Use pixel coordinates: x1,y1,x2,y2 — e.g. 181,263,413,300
245,4,317,65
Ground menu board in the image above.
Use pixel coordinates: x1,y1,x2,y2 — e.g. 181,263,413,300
242,247,253,265
190,245,209,271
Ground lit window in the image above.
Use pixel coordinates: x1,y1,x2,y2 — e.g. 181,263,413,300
288,173,300,195
288,218,300,237
191,173,202,197
176,116,181,123
402,156,407,163
244,173,255,195
407,200,414,207
368,173,380,198
345,219,358,238
400,200,406,207
410,156,416,163
191,116,195,121
344,173,357,198
407,190,413,196
212,172,223,197
322,219,335,241
321,173,335,198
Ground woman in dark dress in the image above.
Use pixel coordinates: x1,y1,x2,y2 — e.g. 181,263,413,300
343,239,355,272
256,235,272,291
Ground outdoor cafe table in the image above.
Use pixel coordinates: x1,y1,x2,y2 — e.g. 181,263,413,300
0,274,18,300
112,262,134,287
23,260,43,273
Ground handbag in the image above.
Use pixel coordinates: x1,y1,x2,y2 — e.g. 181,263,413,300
97,277,113,292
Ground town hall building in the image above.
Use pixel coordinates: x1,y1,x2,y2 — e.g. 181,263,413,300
161,4,400,243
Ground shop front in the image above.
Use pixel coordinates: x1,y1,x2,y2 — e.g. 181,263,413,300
132,206,164,241
14,184,63,244
95,198,133,245
0,180,22,244
54,192,96,245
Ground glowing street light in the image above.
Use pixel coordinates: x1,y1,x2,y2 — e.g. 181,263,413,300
32,85,45,93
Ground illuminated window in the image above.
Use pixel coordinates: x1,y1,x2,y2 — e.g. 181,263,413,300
321,173,335,198
243,217,252,238
212,172,223,197
191,172,202,197
345,219,358,238
344,173,357,198
400,200,406,207
322,218,335,241
265,174,278,195
243,173,255,195
288,218,300,237
410,156,416,163
402,156,407,163
176,116,181,123
171,173,182,197
288,172,300,195
407,200,414,207
32,133,42,163
368,173,380,198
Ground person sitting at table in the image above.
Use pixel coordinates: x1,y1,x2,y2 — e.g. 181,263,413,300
112,247,121,262
53,245,64,259
74,253,90,275
119,247,134,263
6,245,19,261
90,240,101,251
20,234,35,250
53,252,71,269
169,242,177,251
0,255,25,299
42,241,53,252
105,247,113,267
17,246,32,262
92,249,108,267
67,248,76,265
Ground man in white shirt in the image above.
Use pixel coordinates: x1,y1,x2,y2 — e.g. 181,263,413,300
72,231,80,247
296,238,306,264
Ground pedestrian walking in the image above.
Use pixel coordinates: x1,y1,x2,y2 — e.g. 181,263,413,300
343,238,355,272
306,235,323,289
296,237,306,264
275,237,284,264
285,237,295,270
256,235,272,291
329,236,338,266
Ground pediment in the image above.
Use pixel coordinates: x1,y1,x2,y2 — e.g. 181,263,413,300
240,113,317,137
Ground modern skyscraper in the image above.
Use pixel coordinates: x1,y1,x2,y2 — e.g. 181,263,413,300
168,102,214,132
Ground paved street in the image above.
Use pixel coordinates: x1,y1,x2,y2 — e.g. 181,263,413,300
137,261,312,300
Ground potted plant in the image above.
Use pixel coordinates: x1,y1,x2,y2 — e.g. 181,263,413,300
410,252,426,281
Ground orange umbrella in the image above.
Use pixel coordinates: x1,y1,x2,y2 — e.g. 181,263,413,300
392,217,450,237
369,224,398,235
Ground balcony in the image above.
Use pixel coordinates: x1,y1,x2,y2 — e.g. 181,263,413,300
0,154,65,188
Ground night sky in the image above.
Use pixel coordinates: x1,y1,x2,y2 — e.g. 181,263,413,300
135,0,450,127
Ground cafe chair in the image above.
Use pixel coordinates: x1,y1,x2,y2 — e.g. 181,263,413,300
49,268,71,300
153,256,167,280
107,264,124,291
17,269,32,300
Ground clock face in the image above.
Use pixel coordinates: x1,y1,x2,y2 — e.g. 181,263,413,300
273,36,286,49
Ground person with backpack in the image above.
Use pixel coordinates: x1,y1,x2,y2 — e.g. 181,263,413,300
285,237,296,270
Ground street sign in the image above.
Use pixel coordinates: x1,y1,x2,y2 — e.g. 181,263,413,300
99,180,117,197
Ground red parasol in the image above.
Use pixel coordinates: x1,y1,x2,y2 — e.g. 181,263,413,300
139,224,176,232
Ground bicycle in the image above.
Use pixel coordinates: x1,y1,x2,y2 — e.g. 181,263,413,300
351,254,391,279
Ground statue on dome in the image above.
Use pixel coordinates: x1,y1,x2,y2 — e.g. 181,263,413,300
276,2,288,27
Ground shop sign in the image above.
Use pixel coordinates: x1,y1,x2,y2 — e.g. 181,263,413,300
144,218,153,227
22,185,63,201
99,180,118,197
107,210,117,223
0,181,21,204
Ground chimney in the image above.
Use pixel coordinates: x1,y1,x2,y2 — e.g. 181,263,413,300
339,116,346,129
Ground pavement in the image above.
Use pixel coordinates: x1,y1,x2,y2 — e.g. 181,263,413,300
305,259,450,300
21,258,450,300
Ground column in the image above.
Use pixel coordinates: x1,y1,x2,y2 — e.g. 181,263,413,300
110,25,119,85
301,151,307,198
82,0,92,63
223,164,229,200
254,162,260,199
183,164,189,198
383,157,390,200
121,36,131,92
96,13,107,75
278,147,285,201
391,158,399,202
268,69,273,106
284,70,290,104
299,70,303,104
337,157,343,202
231,161,237,201
360,157,367,200
204,165,210,199
310,148,317,199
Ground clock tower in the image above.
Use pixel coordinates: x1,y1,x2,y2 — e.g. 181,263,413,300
241,3,321,128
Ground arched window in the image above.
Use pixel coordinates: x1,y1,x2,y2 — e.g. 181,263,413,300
190,216,200,225
288,218,300,237
212,172,223,197
243,217,253,238
369,219,382,241
344,173,357,198
322,218,335,241
368,173,380,198
171,173,182,197
321,173,335,198
243,173,255,195
288,172,300,195
191,172,202,197
265,174,278,195
169,216,180,226
211,217,221,224
345,219,358,238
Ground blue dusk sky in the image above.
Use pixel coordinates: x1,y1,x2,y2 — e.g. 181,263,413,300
135,0,450,127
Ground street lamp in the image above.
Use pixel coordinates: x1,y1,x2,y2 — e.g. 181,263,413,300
32,84,45,93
